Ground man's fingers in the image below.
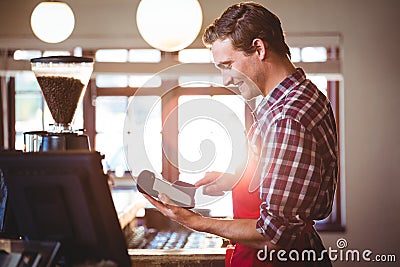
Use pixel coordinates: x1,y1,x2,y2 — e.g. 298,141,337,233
158,193,172,205
142,193,174,217
194,171,223,187
194,178,209,187
194,176,215,187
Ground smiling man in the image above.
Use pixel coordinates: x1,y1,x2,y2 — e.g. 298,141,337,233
143,2,338,266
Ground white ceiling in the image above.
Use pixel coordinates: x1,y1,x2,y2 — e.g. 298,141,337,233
0,0,270,50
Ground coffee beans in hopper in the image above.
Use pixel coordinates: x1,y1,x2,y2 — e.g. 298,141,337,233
37,76,85,124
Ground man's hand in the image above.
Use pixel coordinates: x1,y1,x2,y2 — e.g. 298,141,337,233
194,171,238,196
142,192,279,250
142,193,202,229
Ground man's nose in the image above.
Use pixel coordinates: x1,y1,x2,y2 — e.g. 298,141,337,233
222,72,234,86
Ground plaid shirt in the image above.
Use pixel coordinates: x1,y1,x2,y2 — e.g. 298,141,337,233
250,68,338,248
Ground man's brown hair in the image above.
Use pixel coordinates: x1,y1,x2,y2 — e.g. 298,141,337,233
202,2,291,58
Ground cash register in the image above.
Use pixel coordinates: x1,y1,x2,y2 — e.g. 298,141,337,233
0,151,131,266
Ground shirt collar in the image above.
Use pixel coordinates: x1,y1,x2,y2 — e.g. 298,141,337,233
253,68,306,120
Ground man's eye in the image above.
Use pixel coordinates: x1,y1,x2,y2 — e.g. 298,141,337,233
216,63,232,70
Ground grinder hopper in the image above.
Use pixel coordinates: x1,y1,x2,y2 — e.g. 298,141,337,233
25,56,94,152
31,56,93,131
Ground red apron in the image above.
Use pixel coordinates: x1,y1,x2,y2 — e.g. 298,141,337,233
225,159,269,267
225,161,314,267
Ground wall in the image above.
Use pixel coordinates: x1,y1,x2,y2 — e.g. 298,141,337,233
268,1,400,266
1,0,399,266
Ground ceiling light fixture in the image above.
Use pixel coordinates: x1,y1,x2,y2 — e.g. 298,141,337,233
136,0,203,52
30,1,75,43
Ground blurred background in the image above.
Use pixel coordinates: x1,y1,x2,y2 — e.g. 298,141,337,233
0,0,399,265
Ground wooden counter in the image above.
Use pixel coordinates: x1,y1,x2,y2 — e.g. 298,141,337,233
111,187,227,267
128,248,226,267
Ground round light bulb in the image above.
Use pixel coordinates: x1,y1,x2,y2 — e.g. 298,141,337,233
31,1,75,43
136,0,203,52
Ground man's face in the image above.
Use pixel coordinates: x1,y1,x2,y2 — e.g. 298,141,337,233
211,38,263,100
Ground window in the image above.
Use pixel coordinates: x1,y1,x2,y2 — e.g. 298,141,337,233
178,49,213,63
96,74,129,88
14,71,48,150
5,40,344,230
95,48,162,63
177,95,246,183
95,49,129,62
129,49,161,63
177,94,246,217
13,50,42,61
179,75,222,87
95,96,130,174
129,75,162,88
96,95,163,176
301,47,327,62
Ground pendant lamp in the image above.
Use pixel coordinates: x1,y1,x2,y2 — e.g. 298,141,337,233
136,0,203,52
31,1,75,43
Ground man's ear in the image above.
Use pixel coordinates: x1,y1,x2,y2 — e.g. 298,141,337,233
252,38,268,60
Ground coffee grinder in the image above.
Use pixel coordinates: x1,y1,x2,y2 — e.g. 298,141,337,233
24,56,94,152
